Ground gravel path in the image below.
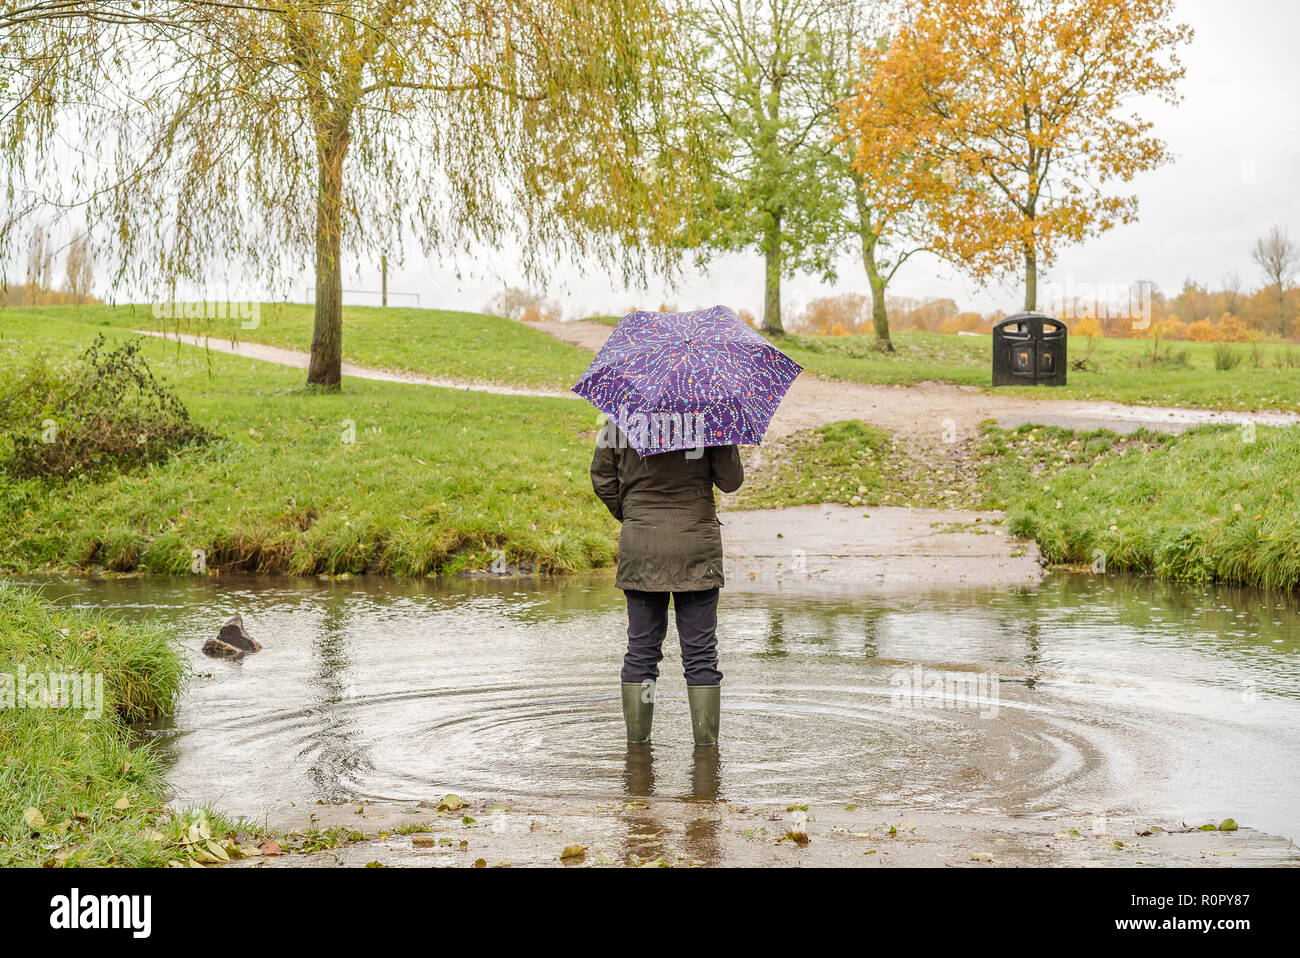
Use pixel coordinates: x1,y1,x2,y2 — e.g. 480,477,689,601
531,319,1300,447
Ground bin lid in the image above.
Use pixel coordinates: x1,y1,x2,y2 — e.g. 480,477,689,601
994,312,1065,334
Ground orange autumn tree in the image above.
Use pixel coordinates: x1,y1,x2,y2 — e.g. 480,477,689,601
838,49,954,351
844,0,1191,311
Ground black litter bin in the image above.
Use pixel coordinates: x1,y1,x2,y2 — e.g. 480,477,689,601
992,312,1067,386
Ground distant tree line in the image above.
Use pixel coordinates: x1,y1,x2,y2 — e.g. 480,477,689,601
793,225,1299,344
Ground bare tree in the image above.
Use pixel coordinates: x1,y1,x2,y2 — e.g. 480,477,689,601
63,231,94,303
1250,225,1299,337
24,224,54,300
1220,269,1242,315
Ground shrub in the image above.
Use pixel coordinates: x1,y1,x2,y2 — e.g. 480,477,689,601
0,335,216,479
1213,342,1243,371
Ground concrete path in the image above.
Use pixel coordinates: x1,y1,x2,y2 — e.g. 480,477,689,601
719,504,1042,594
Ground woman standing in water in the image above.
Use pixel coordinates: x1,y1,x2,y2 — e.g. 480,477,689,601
590,426,744,747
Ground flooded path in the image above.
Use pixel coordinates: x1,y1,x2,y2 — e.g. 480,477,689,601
21,572,1300,865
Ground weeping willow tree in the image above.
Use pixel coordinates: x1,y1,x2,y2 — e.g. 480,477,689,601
3,1,703,387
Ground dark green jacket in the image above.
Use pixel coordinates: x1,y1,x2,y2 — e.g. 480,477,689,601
590,432,744,593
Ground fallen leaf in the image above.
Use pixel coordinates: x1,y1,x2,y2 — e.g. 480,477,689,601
23,807,48,831
560,844,587,860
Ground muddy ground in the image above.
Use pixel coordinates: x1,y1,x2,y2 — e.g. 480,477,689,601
229,792,1299,868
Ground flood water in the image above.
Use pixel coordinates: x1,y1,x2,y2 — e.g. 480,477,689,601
20,573,1300,841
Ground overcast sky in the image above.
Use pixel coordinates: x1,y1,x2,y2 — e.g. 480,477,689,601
364,0,1297,321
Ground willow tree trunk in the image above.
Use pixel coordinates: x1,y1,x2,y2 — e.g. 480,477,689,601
855,192,893,351
307,122,350,388
762,212,784,335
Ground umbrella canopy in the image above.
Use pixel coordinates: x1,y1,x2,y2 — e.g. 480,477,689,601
572,305,802,456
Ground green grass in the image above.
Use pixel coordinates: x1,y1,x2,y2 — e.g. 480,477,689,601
734,420,980,510
777,331,1300,412
980,422,1300,590
33,303,1300,412
0,582,187,866
6,304,1298,589
14,303,595,391
0,309,617,576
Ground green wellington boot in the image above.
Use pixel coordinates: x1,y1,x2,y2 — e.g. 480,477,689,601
621,682,655,743
687,685,721,747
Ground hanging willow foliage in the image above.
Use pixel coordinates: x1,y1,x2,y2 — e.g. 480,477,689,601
3,0,711,386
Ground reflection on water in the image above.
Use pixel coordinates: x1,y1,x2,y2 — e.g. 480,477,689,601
16,572,1300,841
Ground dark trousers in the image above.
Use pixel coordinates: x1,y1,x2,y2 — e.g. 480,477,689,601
621,588,722,687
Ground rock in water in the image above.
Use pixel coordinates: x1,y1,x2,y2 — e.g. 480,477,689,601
201,637,244,659
202,614,262,658
218,614,261,652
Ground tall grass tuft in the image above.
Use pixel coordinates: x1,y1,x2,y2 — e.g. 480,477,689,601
1213,343,1243,371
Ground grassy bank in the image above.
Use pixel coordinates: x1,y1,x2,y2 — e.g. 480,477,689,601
0,309,616,576
982,423,1300,590
0,583,188,865
4,305,1296,588
21,304,1300,414
733,420,981,510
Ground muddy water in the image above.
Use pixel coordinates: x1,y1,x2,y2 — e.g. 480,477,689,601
23,573,1300,841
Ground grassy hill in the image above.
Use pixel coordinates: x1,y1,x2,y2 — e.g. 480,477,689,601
12,303,594,391
0,308,615,576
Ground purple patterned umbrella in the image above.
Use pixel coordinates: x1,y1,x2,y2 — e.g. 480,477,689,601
572,305,803,456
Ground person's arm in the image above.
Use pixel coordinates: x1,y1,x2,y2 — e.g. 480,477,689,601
590,441,623,521
708,444,744,493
